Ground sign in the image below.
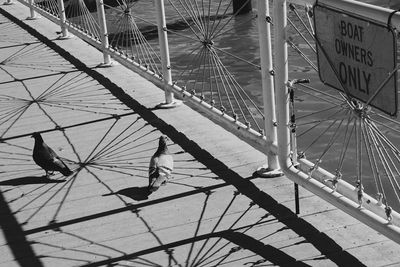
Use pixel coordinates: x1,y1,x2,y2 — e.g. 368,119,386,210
314,3,397,116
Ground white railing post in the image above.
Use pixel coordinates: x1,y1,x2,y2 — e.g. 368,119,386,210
154,0,181,108
274,0,301,212
96,0,112,66
27,0,38,19
273,0,400,243
57,0,70,38
255,0,283,178
273,0,290,169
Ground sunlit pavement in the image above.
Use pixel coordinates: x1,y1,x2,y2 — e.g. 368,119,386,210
0,2,399,267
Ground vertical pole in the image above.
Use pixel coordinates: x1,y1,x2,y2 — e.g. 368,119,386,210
273,0,296,211
295,183,300,214
57,0,69,38
154,0,180,108
233,0,252,15
96,0,111,65
273,0,290,165
290,83,300,214
256,0,282,178
27,0,37,19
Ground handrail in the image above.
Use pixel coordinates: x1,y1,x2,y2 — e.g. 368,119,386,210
8,0,400,244
289,0,400,28
273,0,400,244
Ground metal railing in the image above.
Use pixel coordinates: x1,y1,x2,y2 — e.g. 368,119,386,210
7,0,400,244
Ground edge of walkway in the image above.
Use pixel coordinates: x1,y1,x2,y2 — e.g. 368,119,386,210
0,2,399,266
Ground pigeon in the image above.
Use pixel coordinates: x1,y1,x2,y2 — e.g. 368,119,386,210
148,136,173,193
32,132,73,178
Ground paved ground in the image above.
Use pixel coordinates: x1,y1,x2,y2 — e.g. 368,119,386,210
0,2,399,266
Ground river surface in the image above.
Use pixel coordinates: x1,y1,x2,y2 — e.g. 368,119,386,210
105,0,400,209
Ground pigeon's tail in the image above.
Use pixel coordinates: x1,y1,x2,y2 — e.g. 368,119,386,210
60,166,73,176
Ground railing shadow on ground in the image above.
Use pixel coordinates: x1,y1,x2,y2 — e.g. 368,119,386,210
0,6,368,267
5,0,400,248
0,192,43,267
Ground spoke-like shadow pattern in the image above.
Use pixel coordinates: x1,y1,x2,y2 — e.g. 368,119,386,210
0,42,76,83
0,5,374,267
284,5,400,215
0,71,129,139
0,16,38,48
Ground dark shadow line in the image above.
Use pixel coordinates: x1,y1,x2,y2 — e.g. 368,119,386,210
90,62,366,265
0,65,79,84
80,225,306,267
185,193,211,267
95,124,156,161
0,192,43,267
20,172,77,225
0,41,42,49
0,56,77,84
6,176,68,215
105,186,150,201
1,40,33,64
0,6,365,267
0,98,31,139
190,193,238,266
33,238,119,262
87,117,142,162
24,180,231,235
48,172,80,224
222,231,311,267
0,176,66,185
81,115,120,163
194,203,255,266
0,111,136,142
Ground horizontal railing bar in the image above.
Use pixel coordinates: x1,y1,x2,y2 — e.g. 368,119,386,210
275,0,400,244
106,48,278,155
16,0,277,157
297,158,400,227
283,162,400,244
11,0,400,245
287,0,400,28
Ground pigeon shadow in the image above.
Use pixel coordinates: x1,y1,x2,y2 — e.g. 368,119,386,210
0,176,66,186
103,187,150,201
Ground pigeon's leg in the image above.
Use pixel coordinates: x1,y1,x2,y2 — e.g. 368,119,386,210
161,175,172,186
149,178,156,189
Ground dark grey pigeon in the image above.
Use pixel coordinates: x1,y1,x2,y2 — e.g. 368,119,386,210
32,132,73,178
148,136,173,192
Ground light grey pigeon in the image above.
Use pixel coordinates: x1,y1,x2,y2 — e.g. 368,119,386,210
32,132,73,178
148,136,173,192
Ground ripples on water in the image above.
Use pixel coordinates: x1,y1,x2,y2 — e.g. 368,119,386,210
104,0,400,209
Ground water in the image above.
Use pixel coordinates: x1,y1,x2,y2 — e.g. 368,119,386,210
104,0,400,210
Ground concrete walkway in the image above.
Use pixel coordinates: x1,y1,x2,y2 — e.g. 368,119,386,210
0,2,399,266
